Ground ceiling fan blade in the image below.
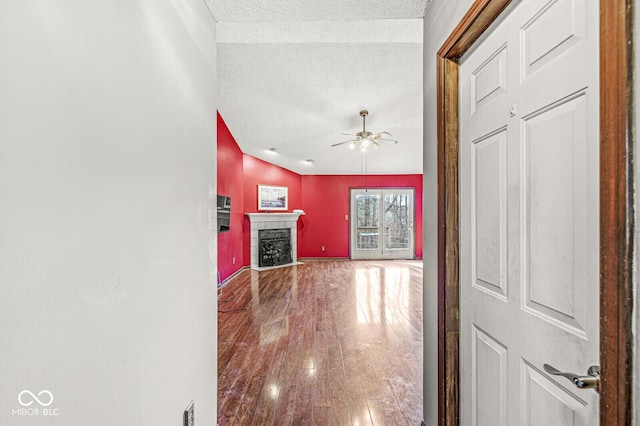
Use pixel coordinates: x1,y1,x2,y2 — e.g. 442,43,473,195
372,132,392,139
331,140,357,147
377,138,398,145
340,132,357,136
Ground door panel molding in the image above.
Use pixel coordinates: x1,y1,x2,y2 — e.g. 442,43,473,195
435,0,633,424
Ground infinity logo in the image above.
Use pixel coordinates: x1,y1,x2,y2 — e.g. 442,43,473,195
18,390,53,407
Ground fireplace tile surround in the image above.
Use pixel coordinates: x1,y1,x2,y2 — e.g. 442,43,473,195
245,212,303,270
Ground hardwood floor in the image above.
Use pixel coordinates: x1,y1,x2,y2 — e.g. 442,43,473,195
217,259,424,425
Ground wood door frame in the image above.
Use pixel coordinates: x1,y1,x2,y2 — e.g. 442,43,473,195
436,0,634,425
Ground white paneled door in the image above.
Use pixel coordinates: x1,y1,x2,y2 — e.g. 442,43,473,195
350,189,414,260
459,0,599,425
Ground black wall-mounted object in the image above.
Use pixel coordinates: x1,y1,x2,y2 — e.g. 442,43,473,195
217,195,231,233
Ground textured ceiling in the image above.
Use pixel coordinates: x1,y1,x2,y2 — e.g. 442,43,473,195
207,0,431,22
207,1,427,175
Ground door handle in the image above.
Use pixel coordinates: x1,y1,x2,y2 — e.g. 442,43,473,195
543,364,600,391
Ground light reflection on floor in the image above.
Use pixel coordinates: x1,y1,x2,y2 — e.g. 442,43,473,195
356,265,410,325
251,267,297,345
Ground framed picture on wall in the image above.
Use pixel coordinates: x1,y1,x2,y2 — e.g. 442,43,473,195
258,185,288,211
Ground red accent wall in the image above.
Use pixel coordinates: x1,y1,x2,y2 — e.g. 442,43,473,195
216,113,245,282
299,175,423,259
241,155,303,264
217,112,423,281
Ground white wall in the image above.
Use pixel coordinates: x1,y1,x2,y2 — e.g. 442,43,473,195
422,1,481,425
0,1,218,424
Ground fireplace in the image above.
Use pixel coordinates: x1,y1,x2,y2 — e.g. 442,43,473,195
245,212,303,270
258,228,292,267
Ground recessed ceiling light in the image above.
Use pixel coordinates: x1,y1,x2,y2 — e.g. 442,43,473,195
304,159,315,164
268,147,278,153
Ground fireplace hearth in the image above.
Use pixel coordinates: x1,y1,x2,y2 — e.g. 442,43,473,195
259,229,292,267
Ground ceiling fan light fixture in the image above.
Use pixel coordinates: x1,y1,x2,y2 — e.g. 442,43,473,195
331,110,398,152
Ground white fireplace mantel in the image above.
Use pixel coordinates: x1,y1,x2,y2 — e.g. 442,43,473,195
245,212,303,270
245,212,304,223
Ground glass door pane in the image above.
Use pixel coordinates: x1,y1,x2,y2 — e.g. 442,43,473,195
384,192,411,250
356,193,380,250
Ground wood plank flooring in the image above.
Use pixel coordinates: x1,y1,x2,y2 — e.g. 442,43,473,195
217,260,423,425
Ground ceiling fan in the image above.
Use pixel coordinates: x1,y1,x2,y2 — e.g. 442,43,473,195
332,110,398,152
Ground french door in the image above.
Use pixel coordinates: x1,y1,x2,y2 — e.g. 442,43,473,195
350,188,414,260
